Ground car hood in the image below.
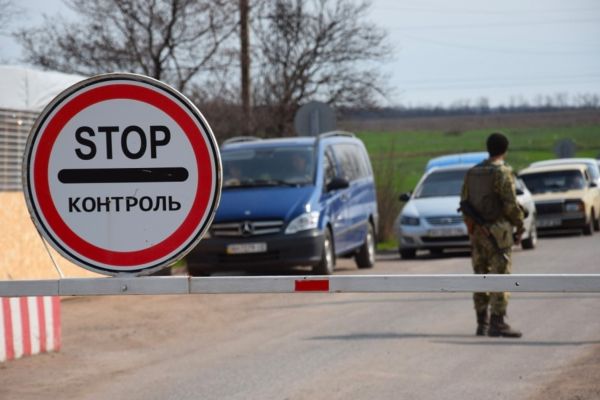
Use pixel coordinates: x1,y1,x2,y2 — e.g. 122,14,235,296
215,186,314,221
403,196,461,217
531,189,588,202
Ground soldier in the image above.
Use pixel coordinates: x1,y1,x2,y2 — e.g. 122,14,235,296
461,132,525,338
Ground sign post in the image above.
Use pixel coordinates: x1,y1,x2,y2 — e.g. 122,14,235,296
23,73,221,276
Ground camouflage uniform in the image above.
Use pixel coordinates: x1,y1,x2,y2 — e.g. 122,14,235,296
461,159,524,316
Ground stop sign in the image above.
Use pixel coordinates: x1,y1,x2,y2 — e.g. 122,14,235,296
23,73,221,276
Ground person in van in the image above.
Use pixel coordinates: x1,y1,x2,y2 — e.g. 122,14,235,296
290,152,311,181
224,162,244,186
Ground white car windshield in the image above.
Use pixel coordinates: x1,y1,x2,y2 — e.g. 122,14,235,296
520,170,585,194
414,169,467,198
222,146,315,188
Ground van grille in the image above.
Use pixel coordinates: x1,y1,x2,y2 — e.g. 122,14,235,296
211,220,284,237
218,252,280,263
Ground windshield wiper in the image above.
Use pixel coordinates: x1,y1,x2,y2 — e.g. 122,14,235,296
257,179,301,187
223,179,302,188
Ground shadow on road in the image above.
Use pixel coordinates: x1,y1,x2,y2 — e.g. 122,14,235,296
308,332,600,347
434,339,600,347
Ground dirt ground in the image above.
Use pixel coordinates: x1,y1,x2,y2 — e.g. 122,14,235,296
1,292,598,400
528,344,600,400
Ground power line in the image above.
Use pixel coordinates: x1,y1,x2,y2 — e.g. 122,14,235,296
395,73,600,86
399,33,600,55
384,18,600,31
373,4,600,16
396,76,600,92
372,0,600,16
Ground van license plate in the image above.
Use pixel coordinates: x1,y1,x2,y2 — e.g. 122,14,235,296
227,243,267,254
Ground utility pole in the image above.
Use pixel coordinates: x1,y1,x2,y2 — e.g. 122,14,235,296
239,0,252,135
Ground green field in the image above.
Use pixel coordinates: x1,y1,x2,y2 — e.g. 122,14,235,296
355,125,600,245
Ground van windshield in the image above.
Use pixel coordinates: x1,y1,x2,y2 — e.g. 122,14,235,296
222,146,315,188
414,169,467,198
520,170,585,194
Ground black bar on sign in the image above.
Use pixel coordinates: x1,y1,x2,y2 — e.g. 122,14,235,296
58,167,189,183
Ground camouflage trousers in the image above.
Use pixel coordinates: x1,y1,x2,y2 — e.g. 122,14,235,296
470,233,512,316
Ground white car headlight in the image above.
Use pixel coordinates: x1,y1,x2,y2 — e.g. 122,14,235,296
400,214,420,226
285,211,320,234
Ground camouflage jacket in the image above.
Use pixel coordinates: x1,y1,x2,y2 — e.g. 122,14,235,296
461,159,525,247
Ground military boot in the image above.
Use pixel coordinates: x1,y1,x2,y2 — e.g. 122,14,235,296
476,310,489,336
488,314,522,338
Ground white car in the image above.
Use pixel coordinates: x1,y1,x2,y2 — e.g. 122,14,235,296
396,164,537,259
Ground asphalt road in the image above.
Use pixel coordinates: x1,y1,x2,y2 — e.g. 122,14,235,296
1,233,599,400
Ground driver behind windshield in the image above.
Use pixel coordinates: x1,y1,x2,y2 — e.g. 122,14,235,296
224,162,244,186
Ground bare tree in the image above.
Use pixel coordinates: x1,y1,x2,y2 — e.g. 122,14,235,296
252,0,391,135
15,0,238,93
0,0,21,35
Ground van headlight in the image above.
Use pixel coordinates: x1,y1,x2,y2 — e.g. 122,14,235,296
285,211,320,234
400,215,420,226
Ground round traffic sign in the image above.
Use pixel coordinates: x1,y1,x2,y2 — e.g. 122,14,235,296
293,101,336,136
23,73,221,276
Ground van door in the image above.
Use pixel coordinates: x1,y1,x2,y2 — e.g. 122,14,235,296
330,143,367,253
321,147,350,253
336,143,374,251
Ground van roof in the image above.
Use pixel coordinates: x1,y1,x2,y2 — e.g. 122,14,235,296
221,136,316,150
220,131,358,150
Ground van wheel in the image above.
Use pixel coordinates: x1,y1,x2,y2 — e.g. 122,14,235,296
521,223,537,250
583,217,594,236
592,209,600,231
313,229,335,275
399,248,416,259
355,223,375,269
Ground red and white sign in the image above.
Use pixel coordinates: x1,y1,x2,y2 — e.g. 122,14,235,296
23,74,221,276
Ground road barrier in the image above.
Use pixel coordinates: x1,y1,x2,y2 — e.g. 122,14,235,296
1,274,600,297
2,274,598,362
1,296,60,362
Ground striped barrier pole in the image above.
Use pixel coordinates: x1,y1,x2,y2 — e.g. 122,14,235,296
1,296,60,363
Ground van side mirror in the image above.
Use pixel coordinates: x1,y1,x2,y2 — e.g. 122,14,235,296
327,176,350,192
515,188,524,195
590,181,598,188
399,192,411,202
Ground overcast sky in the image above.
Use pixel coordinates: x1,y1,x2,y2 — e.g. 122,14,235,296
1,0,599,107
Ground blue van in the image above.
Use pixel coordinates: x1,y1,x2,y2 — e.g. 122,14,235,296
187,132,378,275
